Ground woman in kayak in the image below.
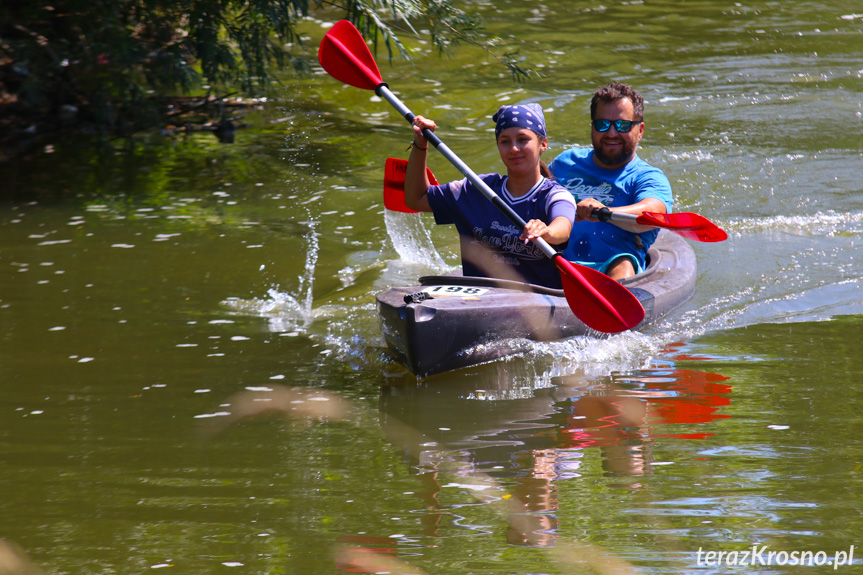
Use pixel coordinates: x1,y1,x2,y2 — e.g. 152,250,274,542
404,104,576,289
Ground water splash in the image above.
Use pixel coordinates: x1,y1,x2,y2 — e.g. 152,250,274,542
223,224,319,332
223,288,312,333
383,210,450,270
222,209,460,373
372,210,458,292
222,222,390,371
297,222,319,321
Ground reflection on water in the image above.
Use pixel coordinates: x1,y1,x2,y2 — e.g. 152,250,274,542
178,359,709,572
379,361,731,551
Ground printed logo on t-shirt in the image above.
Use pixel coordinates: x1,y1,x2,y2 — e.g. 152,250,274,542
490,220,521,236
559,177,615,205
471,225,545,261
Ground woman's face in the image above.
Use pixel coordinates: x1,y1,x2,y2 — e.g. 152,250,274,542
496,127,547,176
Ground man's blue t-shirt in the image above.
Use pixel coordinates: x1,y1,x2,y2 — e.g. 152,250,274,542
426,174,576,288
549,148,673,270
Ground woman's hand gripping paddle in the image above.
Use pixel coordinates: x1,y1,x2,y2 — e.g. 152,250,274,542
319,20,644,333
384,158,728,242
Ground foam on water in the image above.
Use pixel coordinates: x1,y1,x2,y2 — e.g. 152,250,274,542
489,331,664,381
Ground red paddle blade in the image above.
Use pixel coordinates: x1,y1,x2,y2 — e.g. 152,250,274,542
637,211,727,242
384,158,417,213
554,256,645,333
318,20,383,90
383,157,437,213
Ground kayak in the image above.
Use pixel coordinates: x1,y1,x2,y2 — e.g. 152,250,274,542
376,229,696,377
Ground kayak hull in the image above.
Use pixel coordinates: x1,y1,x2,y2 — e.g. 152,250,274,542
376,230,696,377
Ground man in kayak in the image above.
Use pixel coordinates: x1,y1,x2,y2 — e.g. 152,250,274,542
550,83,673,280
404,104,576,289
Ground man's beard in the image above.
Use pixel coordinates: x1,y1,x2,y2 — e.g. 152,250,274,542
595,139,635,167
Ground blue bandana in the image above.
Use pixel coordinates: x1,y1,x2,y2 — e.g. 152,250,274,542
492,104,547,140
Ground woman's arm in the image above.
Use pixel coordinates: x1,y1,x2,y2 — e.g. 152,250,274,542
404,116,435,213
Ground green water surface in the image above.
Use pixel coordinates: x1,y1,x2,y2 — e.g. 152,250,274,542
2,1,863,573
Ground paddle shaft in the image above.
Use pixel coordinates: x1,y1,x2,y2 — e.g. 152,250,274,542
594,207,645,226
375,84,559,260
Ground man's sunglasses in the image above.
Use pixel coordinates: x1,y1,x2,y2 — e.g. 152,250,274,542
592,119,641,133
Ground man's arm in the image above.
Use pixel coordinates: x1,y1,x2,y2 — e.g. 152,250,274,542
575,197,667,233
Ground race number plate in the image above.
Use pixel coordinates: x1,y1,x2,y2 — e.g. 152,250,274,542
424,285,488,297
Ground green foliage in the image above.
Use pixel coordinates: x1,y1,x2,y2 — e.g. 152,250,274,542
0,0,530,140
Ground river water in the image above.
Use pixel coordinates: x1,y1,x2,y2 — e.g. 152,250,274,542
2,1,863,574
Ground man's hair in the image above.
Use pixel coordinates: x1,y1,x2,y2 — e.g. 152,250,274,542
590,83,644,121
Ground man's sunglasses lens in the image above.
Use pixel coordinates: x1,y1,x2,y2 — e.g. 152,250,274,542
592,119,637,133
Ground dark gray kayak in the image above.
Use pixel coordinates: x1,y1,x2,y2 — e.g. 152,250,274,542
376,230,696,377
